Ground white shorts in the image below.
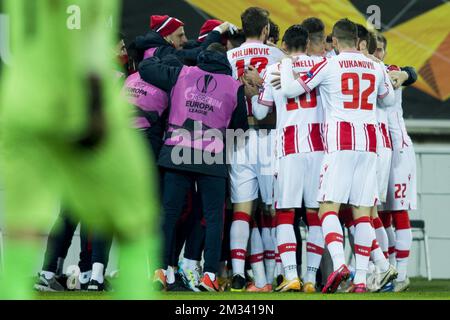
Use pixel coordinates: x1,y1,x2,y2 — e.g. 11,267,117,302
274,152,323,209
318,150,378,207
384,145,417,211
229,130,274,205
377,147,393,203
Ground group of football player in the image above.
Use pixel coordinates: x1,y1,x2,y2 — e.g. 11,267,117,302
125,7,417,293
35,6,418,294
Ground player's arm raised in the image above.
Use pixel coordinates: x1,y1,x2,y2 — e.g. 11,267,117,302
156,22,233,64
138,55,183,92
377,63,396,107
389,66,417,89
250,69,274,120
280,57,328,98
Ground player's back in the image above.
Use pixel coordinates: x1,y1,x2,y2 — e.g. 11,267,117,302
313,51,388,152
319,51,386,125
268,54,325,155
271,54,325,129
227,41,285,79
228,41,284,123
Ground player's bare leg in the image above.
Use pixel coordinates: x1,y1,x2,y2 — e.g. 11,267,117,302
318,202,350,293
304,208,324,293
229,201,253,291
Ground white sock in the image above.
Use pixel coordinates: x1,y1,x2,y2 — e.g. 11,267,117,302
370,228,390,273
250,227,268,287
230,212,251,277
166,266,175,284
183,258,198,270
305,213,324,285
91,262,105,284
353,217,373,286
395,229,412,282
321,212,345,271
261,227,276,284
276,211,298,281
272,228,284,277
373,218,389,258
205,272,216,281
393,211,412,282
79,271,92,284
41,271,55,280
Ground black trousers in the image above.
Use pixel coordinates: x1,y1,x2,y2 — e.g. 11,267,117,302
181,190,206,262
41,210,112,274
162,169,226,274
41,210,74,273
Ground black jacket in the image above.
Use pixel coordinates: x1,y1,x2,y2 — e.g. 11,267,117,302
133,29,221,65
139,51,249,178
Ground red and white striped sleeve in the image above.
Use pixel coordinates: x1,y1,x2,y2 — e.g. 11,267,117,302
258,68,275,107
377,63,395,106
300,57,329,92
281,57,329,98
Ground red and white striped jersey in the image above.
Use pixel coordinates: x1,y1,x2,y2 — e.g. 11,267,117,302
227,40,285,79
376,65,395,150
377,113,392,150
281,50,394,154
387,89,413,150
227,41,285,116
258,54,325,157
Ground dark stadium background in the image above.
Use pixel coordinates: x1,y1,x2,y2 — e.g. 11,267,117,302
120,0,449,121
0,1,447,121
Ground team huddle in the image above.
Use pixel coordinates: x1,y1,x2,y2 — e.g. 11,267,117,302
28,6,417,295
131,7,417,294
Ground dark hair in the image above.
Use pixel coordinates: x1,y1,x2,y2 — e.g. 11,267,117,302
127,41,144,65
282,24,309,52
301,17,325,44
368,32,377,54
226,29,246,49
326,34,333,43
356,23,370,49
332,18,357,46
377,33,387,50
241,7,270,38
207,42,227,55
269,20,280,44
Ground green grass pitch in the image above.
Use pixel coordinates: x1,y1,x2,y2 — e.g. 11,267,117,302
37,278,450,300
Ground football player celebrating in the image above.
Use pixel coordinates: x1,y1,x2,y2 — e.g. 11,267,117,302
252,24,325,292
227,7,285,292
374,34,418,292
279,19,397,293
